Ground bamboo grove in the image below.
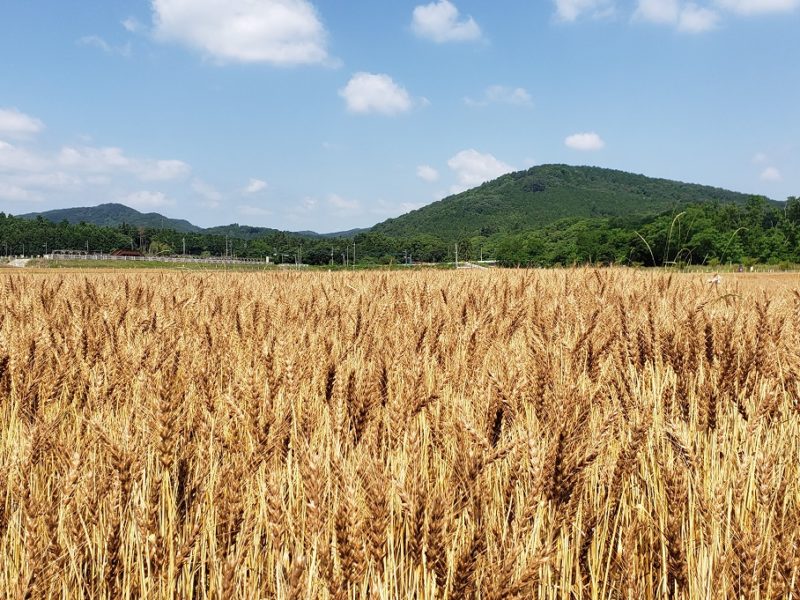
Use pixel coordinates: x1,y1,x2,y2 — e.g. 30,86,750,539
0,269,799,598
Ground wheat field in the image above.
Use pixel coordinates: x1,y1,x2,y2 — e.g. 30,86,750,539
0,269,798,599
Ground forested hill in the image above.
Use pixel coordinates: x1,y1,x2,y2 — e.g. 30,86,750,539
372,164,766,241
18,203,366,240
18,203,202,233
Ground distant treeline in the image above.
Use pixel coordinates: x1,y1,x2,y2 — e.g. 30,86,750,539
2,195,799,267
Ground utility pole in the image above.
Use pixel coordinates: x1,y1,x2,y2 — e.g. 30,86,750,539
182,237,186,256
455,243,458,269
352,241,356,269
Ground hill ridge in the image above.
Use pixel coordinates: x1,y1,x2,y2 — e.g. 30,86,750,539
370,164,769,240
16,165,774,241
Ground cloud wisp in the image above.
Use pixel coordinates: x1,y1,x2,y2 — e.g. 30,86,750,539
77,35,132,57
554,0,615,22
244,178,268,194
634,0,719,32
561,0,798,30
465,85,533,108
760,166,782,182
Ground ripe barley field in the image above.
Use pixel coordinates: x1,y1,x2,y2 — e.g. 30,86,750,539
0,269,798,599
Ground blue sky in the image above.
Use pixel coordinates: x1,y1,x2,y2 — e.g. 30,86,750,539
0,0,798,232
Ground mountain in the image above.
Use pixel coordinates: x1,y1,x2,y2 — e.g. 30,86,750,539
296,227,370,238
17,203,368,239
18,203,202,233
16,166,775,243
204,224,286,239
371,164,768,240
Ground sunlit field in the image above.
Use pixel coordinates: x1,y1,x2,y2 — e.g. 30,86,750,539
1,269,798,599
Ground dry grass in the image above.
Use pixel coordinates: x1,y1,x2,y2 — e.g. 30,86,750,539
0,268,799,599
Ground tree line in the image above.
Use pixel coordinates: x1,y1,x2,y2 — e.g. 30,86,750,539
2,195,799,267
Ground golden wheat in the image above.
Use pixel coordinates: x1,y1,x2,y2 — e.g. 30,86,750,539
0,268,798,599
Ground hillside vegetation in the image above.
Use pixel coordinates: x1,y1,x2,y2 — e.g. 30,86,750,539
6,166,796,267
373,165,762,240
4,195,800,267
18,203,202,233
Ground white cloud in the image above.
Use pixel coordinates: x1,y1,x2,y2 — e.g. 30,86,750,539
78,35,132,57
151,0,330,66
121,190,175,208
0,141,48,172
447,149,513,193
569,0,796,30
636,0,796,31
0,108,45,139
11,172,83,191
714,0,799,14
327,193,360,211
411,0,482,42
635,0,680,22
58,146,130,171
635,0,719,31
139,159,191,181
760,166,782,182
678,4,720,31
465,85,533,108
244,178,268,194
752,152,769,164
57,146,190,181
339,73,414,115
417,165,440,182
565,132,606,151
554,0,615,21
0,182,40,202
0,124,197,213
296,197,318,212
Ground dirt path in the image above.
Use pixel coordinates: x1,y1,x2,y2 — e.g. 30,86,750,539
7,259,31,268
